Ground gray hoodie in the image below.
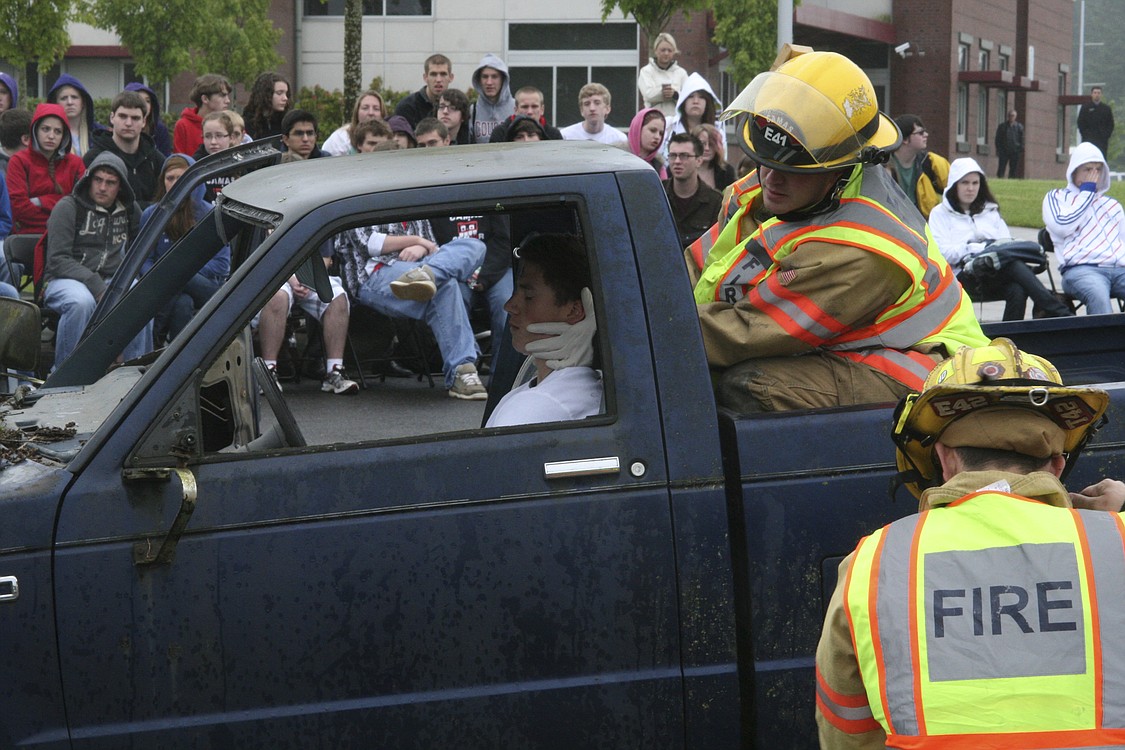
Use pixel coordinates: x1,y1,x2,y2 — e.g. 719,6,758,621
44,151,140,298
471,54,514,142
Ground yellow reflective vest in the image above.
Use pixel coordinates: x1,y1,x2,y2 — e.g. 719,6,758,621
845,485,1125,747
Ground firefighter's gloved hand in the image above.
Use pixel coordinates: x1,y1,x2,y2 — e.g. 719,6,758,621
525,287,597,370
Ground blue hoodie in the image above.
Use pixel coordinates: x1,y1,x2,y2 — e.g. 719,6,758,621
47,74,101,157
140,153,229,282
0,72,18,108
125,82,173,157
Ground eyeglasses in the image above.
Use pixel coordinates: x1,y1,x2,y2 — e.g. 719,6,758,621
436,104,454,112
911,129,928,137
668,152,698,161
288,129,316,139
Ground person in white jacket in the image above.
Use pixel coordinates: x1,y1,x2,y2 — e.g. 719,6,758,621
930,157,1072,320
662,72,724,159
1042,141,1125,314
636,33,689,119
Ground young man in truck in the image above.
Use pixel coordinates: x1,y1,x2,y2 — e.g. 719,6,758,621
816,337,1125,748
687,47,988,414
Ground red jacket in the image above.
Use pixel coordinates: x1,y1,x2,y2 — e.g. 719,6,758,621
173,107,203,156
5,102,86,235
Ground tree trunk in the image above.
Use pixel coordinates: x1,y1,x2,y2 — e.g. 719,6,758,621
343,0,362,118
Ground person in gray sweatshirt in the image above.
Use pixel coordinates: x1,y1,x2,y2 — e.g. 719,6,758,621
470,54,515,142
42,151,152,370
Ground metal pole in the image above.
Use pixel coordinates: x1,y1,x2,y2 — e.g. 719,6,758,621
777,0,793,51
1077,0,1085,94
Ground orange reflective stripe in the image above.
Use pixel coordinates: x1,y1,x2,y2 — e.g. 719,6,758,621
688,223,719,271
1073,508,1105,728
907,510,928,738
816,669,881,734
833,350,936,390
887,726,1125,748
751,272,850,347
866,527,896,736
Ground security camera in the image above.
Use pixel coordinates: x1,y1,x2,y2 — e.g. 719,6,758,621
894,42,911,58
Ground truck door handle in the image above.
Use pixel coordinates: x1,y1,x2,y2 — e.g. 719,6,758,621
543,457,621,479
123,467,198,567
0,576,18,602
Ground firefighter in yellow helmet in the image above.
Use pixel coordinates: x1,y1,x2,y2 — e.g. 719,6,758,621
686,47,988,413
816,338,1125,749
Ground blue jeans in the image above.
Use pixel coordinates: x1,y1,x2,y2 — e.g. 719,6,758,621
357,237,485,388
44,278,153,371
160,272,224,343
1062,265,1125,315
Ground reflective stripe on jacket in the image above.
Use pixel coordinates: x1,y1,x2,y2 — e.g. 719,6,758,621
844,489,1125,748
689,165,986,388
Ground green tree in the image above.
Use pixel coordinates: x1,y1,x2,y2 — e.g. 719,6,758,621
711,0,778,89
343,0,363,117
0,0,73,105
84,0,200,89
192,0,282,89
600,0,709,41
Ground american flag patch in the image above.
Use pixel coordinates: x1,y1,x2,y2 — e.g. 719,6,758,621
778,268,798,286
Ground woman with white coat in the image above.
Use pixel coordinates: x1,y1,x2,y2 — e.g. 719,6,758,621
929,157,1072,320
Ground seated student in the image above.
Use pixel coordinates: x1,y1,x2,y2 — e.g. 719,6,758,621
6,103,86,237
0,106,31,179
333,218,487,400
140,154,228,343
1042,141,1125,314
351,119,393,153
194,110,240,202
280,109,326,161
323,90,386,156
47,74,99,158
929,157,1072,320
486,233,602,428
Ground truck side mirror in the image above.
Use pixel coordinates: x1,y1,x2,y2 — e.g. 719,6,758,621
0,297,40,373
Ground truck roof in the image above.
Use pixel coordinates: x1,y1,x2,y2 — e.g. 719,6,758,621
220,141,649,221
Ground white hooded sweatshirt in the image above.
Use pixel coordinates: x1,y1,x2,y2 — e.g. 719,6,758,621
928,157,1010,269
1042,141,1125,269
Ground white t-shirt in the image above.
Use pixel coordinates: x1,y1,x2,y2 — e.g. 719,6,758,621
486,367,603,428
321,125,354,156
559,122,628,146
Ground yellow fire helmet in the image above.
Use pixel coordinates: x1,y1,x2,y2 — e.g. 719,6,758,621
723,50,901,173
891,337,1109,498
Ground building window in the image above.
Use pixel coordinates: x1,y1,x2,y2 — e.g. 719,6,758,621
507,22,638,129
978,49,990,71
303,0,432,16
957,84,969,143
977,88,989,146
958,43,971,71
996,90,1008,134
998,52,1010,72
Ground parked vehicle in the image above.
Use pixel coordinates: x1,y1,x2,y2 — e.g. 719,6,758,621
2,141,1123,748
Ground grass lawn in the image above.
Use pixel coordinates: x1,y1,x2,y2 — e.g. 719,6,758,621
990,177,1125,229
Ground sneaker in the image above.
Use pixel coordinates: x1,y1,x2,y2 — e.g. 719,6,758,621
390,265,437,302
448,363,487,400
322,365,360,395
266,363,282,393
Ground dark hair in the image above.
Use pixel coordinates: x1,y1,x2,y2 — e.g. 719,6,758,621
0,107,32,150
424,54,452,73
893,114,924,143
506,116,546,141
190,74,232,107
281,109,317,136
680,88,716,125
415,117,448,140
515,234,590,306
153,155,196,240
110,90,147,114
952,446,1052,474
242,72,292,138
438,88,470,123
350,119,392,150
949,169,999,216
669,131,703,156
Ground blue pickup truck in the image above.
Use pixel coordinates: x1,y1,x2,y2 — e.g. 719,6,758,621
2,141,1123,748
